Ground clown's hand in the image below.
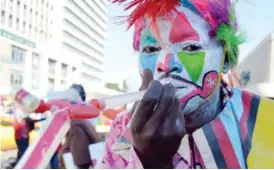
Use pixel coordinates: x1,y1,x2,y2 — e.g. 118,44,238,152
130,69,185,169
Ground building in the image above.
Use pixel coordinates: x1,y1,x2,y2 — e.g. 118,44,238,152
0,0,107,98
49,0,107,93
0,0,52,97
236,32,274,98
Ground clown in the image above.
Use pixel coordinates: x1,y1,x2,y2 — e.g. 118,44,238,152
100,0,274,169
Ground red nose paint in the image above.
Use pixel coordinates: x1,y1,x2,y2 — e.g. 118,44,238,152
157,53,171,74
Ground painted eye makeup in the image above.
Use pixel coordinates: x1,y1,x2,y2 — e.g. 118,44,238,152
182,44,202,53
141,46,162,54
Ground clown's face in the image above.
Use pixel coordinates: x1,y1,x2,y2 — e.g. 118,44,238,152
138,6,225,114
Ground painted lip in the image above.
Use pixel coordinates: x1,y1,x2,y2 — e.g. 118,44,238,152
158,74,199,89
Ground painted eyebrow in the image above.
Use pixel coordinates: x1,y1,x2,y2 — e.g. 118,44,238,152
169,12,200,43
140,28,159,47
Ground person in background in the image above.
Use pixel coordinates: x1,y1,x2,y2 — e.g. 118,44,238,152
50,142,62,169
58,84,100,169
12,105,46,167
13,104,30,165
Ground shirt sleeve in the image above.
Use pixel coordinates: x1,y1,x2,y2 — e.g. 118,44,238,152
99,111,190,169
100,112,134,169
99,116,127,168
126,145,144,168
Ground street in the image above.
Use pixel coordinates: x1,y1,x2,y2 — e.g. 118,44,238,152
0,150,17,169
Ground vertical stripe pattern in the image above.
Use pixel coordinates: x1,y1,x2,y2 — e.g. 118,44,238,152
243,93,260,158
202,124,227,168
247,97,274,168
212,117,241,168
193,129,217,168
219,108,246,168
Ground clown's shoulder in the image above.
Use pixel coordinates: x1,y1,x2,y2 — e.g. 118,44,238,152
226,87,274,168
229,87,274,117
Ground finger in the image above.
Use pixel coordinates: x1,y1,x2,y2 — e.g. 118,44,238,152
146,84,176,127
163,98,185,138
130,101,139,118
140,69,153,90
131,69,153,117
131,81,163,131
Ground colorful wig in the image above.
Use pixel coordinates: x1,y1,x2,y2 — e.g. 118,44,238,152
111,0,244,67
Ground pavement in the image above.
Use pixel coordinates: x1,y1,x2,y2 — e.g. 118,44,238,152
0,150,17,169
0,150,53,169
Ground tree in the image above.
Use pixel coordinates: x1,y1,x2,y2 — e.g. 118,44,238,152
105,83,121,91
122,80,128,92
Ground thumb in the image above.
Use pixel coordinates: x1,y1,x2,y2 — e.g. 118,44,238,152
139,69,153,90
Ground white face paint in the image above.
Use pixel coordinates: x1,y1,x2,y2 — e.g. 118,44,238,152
138,6,225,113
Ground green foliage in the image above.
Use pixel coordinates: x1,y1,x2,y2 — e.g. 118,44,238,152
122,80,128,92
105,80,128,92
105,83,121,91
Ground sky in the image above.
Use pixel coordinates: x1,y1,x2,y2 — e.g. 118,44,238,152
104,0,274,92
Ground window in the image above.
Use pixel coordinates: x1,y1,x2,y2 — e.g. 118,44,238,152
10,74,14,84
28,24,32,36
16,0,20,16
44,30,47,39
22,21,26,34
41,0,44,13
1,10,5,24
29,9,32,23
61,80,67,89
8,14,12,27
47,78,55,91
61,64,67,77
31,53,40,89
10,70,24,87
9,0,13,11
48,59,56,75
35,12,38,25
35,27,37,38
32,53,40,69
11,46,26,65
23,4,27,18
1,0,6,8
16,18,19,30
31,74,39,89
18,74,22,84
40,15,43,25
